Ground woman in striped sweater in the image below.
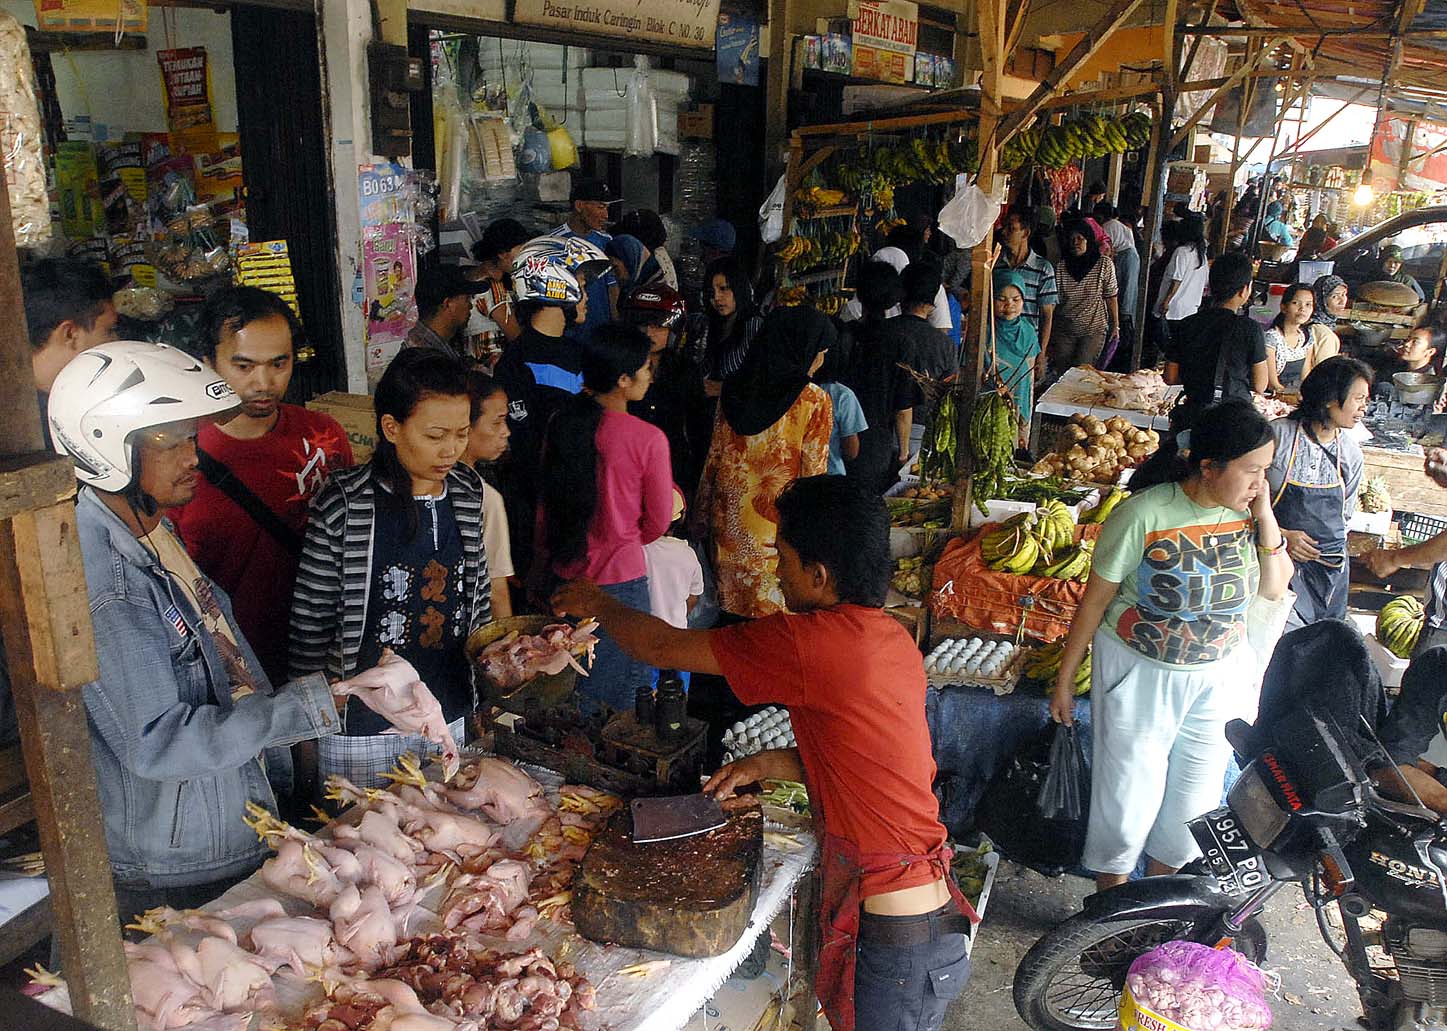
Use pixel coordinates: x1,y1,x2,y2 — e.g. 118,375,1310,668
290,348,491,788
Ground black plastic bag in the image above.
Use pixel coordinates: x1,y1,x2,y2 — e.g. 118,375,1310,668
1038,724,1087,821
975,724,1090,876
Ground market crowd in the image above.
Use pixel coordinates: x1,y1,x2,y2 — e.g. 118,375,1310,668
12,167,1447,1031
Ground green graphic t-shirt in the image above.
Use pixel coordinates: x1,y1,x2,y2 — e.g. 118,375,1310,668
1094,482,1259,667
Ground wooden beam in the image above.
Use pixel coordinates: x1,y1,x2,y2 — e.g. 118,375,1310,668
0,454,76,524
1162,0,1181,92
792,107,979,139
1169,39,1285,150
764,0,794,176
993,0,1150,148
955,0,1006,529
1036,81,1161,110
1177,23,1412,37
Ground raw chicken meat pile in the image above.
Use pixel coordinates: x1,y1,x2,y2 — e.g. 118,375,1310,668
36,754,622,1031
476,621,601,691
300,938,596,1031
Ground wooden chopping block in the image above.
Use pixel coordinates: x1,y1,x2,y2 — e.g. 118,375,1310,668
572,807,763,958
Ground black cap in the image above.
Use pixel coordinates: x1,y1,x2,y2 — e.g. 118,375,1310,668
572,177,622,205
415,264,475,315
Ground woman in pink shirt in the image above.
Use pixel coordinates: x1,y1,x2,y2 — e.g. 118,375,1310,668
538,323,674,710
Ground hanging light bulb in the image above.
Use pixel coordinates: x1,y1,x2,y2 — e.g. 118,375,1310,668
1353,178,1375,206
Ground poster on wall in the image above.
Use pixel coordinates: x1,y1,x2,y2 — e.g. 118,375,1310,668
716,13,760,86
1370,115,1447,192
513,0,721,50
363,224,415,355
33,0,146,33
157,47,219,155
849,0,917,84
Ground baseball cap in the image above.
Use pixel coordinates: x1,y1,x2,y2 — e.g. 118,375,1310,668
415,264,475,313
572,178,622,205
689,218,737,253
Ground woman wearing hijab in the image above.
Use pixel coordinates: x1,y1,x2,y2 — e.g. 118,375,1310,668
1310,273,1349,356
605,234,651,296
616,209,676,289
693,306,834,619
1378,244,1426,302
989,268,1042,431
1051,216,1120,372
1262,201,1295,246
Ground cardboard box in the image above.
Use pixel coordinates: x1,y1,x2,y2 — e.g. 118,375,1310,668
306,391,377,462
677,104,714,139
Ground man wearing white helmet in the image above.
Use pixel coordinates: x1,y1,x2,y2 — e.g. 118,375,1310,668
492,237,597,574
48,341,402,924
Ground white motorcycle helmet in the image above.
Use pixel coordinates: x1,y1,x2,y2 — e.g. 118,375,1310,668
511,238,587,307
48,341,239,494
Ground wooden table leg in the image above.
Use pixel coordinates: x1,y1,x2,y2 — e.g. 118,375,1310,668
788,868,821,1031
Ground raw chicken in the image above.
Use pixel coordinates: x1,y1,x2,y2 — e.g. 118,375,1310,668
192,935,274,1012
443,759,551,848
247,915,347,977
334,651,460,781
329,884,400,970
334,842,417,907
440,860,532,934
402,806,500,858
124,942,212,1029
475,619,600,689
260,839,344,908
331,808,423,866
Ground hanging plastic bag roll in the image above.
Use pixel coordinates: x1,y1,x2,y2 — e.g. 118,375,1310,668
625,55,658,157
0,12,52,247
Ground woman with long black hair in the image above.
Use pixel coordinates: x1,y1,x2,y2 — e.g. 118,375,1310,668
537,324,675,712
1266,356,1370,628
701,256,763,395
1154,214,1209,341
1050,399,1292,891
290,348,491,787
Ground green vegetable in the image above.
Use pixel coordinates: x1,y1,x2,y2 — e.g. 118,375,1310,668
761,780,810,814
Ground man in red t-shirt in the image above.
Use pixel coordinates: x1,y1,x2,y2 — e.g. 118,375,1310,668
170,287,353,686
553,475,972,1031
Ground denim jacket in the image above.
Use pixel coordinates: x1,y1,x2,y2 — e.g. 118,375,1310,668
76,489,339,889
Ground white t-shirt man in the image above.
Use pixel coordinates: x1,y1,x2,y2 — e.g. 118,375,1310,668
840,247,953,329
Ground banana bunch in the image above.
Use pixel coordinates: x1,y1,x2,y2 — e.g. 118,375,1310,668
1023,643,1092,695
969,391,1020,515
1121,111,1153,148
1001,125,1047,172
776,236,813,265
921,392,960,483
1040,540,1093,581
1377,596,1426,658
813,293,847,316
1081,486,1126,524
1014,112,1154,170
775,285,807,308
982,513,1041,574
1035,500,1076,555
793,186,850,216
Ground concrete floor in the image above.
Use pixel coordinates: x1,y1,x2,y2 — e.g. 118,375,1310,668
947,859,1365,1031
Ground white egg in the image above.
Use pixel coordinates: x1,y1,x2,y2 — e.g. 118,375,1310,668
731,722,746,735
948,656,967,674
722,751,735,764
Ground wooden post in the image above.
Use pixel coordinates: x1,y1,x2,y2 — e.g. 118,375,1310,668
952,0,1007,528
0,160,135,1027
764,0,794,178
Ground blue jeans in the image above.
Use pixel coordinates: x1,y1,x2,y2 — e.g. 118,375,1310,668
581,577,654,712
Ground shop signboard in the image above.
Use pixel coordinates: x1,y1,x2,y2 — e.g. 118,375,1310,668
850,0,917,84
33,0,146,34
512,0,721,49
1370,115,1447,192
157,47,218,155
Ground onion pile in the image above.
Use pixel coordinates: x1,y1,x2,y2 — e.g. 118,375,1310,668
1122,942,1272,1031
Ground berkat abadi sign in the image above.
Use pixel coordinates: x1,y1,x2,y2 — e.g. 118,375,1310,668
849,0,918,84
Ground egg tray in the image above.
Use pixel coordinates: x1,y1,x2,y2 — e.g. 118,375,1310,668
925,647,1027,691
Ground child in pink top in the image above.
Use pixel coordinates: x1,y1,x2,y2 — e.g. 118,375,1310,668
538,324,674,710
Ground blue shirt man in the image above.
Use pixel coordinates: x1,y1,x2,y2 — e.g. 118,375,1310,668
552,177,620,344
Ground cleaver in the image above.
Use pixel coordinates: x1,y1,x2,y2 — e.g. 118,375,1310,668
630,793,727,843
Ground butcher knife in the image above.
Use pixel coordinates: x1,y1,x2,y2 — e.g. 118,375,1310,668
630,793,727,843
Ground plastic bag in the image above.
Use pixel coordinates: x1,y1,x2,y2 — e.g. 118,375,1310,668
758,166,789,243
0,11,51,247
625,55,658,157
547,126,578,171
975,723,1089,876
1038,724,1087,821
938,177,1004,249
518,127,553,173
1120,942,1273,1031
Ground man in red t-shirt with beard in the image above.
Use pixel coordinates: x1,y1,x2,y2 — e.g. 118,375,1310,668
553,475,974,1031
171,287,353,686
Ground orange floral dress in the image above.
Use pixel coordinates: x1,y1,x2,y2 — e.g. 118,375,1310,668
696,385,833,617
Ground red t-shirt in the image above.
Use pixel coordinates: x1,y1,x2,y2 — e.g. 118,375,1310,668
170,404,353,683
710,605,947,897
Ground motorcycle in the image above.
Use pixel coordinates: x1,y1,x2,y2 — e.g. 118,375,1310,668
1013,705,1447,1031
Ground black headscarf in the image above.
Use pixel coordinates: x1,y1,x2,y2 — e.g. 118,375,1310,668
721,305,836,437
1060,217,1102,283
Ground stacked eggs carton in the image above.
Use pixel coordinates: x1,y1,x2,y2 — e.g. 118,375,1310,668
924,637,1017,682
720,706,795,763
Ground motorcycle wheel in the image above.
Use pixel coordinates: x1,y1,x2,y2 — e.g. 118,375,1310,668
1012,908,1267,1031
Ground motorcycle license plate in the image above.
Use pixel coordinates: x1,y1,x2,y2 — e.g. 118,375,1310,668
1190,807,1268,895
